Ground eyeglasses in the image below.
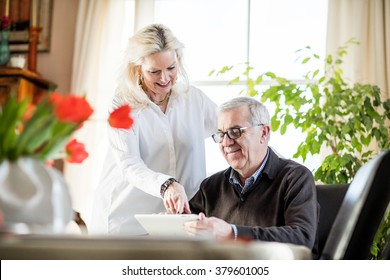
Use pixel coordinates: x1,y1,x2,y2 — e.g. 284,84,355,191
211,124,263,143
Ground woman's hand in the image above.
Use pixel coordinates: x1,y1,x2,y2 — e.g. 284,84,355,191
183,212,233,239
163,182,191,214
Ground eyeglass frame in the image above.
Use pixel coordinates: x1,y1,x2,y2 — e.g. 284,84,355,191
211,124,264,143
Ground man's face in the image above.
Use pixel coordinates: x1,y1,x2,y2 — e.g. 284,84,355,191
217,105,267,178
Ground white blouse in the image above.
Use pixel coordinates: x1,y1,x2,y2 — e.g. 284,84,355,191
90,86,217,235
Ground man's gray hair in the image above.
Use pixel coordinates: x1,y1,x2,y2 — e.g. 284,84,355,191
219,96,270,127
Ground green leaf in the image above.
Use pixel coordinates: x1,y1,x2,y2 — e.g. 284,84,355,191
19,117,55,155
243,64,254,76
15,102,53,155
351,136,362,152
276,77,288,85
255,75,263,84
228,76,240,85
284,114,293,125
271,115,280,131
265,72,276,79
302,57,310,64
280,123,287,135
38,122,78,159
326,54,332,64
0,99,28,159
312,69,319,79
361,134,370,146
216,65,233,75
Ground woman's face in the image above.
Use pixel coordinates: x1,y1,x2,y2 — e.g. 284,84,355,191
140,50,178,96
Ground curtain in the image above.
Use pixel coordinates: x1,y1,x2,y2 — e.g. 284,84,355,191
134,0,155,31
64,0,131,227
326,0,390,156
326,0,390,99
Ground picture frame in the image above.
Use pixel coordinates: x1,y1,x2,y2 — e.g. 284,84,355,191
5,0,53,53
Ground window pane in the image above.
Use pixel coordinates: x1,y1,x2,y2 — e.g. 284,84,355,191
249,0,328,79
155,0,249,81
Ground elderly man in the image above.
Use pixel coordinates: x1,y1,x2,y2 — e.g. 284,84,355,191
185,96,318,253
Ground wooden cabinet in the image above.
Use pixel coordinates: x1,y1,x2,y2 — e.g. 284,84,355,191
0,66,57,105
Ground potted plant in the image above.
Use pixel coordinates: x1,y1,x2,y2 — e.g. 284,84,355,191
0,91,133,233
211,38,390,259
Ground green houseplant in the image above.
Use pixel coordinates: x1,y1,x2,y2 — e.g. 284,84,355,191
211,38,390,259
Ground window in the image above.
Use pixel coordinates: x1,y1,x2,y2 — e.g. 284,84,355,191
155,0,249,82
144,0,328,174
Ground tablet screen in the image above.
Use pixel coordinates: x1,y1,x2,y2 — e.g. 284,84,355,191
134,214,199,236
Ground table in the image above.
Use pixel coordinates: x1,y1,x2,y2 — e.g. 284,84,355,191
0,234,312,260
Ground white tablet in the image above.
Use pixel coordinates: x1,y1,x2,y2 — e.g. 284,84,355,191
134,214,199,237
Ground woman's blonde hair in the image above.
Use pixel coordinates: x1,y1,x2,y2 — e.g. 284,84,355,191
116,24,189,109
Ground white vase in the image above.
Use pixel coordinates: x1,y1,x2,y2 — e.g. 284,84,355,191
0,158,73,234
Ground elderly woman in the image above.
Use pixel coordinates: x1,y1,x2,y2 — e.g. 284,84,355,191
90,24,217,235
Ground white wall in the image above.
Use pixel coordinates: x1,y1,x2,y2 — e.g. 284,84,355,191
37,0,78,93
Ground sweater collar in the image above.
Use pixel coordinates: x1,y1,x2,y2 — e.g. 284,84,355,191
224,147,275,181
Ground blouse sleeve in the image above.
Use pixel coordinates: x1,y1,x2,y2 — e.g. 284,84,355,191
107,97,171,198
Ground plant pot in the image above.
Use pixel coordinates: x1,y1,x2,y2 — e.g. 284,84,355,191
0,157,73,234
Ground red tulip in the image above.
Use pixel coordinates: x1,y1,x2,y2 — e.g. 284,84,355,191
51,92,94,124
108,104,134,129
65,139,89,163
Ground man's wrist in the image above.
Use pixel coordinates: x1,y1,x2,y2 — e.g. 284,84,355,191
160,178,178,197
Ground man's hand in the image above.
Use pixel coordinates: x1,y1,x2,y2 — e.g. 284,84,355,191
183,212,233,239
163,182,191,214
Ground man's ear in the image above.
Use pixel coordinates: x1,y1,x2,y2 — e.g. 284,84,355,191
262,125,271,142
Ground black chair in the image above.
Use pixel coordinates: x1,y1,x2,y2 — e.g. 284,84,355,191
316,184,349,258
320,150,390,260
